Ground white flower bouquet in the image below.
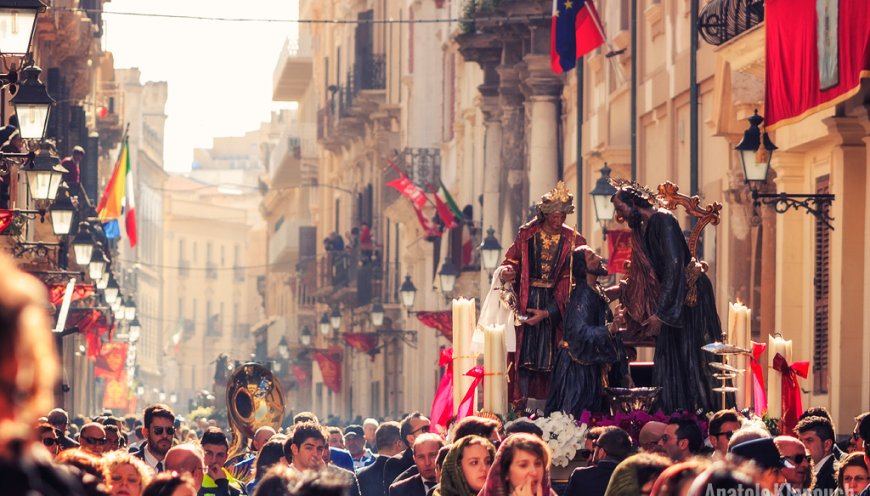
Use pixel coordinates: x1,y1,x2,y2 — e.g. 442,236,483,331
532,411,588,467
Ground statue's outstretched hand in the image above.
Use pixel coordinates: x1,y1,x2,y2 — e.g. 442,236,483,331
501,266,516,283
524,308,549,326
642,314,664,337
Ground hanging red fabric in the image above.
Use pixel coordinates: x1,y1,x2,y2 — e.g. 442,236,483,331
430,348,454,432
416,311,453,341
749,341,768,415
457,366,485,420
772,353,809,435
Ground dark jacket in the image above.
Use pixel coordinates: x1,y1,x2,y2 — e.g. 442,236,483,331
389,474,431,496
383,449,415,488
56,432,80,450
564,459,620,496
327,464,361,496
358,455,391,496
331,447,356,473
814,455,837,491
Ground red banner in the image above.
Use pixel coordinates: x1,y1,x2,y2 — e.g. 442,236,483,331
387,176,441,238
750,341,768,415
314,347,342,393
430,348,454,433
457,366,485,421
0,209,14,234
416,311,453,341
607,230,632,274
765,0,870,129
343,333,379,355
95,342,128,381
69,309,110,360
47,284,95,305
772,353,810,435
102,369,129,410
292,365,310,385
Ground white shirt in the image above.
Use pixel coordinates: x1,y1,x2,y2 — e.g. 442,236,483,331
813,453,833,475
142,444,163,472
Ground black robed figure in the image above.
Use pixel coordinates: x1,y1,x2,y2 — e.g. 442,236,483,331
545,246,630,416
609,185,720,413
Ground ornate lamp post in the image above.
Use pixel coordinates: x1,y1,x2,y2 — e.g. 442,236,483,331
438,257,459,294
48,187,75,235
300,325,312,346
329,306,342,332
0,0,47,56
590,164,618,238
71,223,95,266
370,299,385,328
24,148,64,201
11,64,54,140
479,227,502,273
399,274,417,309
319,313,330,337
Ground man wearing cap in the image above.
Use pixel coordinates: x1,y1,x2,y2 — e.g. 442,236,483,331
730,437,790,494
346,424,376,470
62,146,85,187
565,426,633,496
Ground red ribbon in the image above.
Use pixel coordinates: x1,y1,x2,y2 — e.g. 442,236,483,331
430,348,454,432
772,352,809,435
457,366,485,420
750,341,768,414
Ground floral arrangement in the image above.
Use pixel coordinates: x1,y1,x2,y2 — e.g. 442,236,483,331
578,409,709,443
532,411,588,467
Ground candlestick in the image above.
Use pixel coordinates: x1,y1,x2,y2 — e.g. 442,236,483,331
482,324,507,415
452,298,477,416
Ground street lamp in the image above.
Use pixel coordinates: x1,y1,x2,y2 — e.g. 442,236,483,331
123,297,136,321
71,224,94,266
0,0,46,56
329,306,341,332
96,271,110,290
370,299,385,328
48,187,75,235
104,276,119,304
111,295,122,312
735,110,835,230
399,275,417,309
278,335,290,359
479,227,502,272
24,149,65,201
88,244,108,281
319,313,330,337
129,318,141,343
11,64,54,140
735,110,777,183
590,163,618,227
438,257,459,294
300,325,312,346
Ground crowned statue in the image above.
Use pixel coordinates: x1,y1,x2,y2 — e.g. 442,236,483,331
500,182,585,407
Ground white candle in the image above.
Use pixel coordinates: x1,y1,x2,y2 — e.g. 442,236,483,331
482,324,507,415
728,301,752,408
767,335,792,419
452,298,478,415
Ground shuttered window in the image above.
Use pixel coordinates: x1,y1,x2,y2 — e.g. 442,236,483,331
813,175,830,394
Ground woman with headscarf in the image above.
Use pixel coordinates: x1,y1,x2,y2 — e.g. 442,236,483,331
479,433,557,496
435,435,495,496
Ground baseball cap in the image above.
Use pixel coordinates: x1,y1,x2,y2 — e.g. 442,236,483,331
639,421,667,444
730,437,794,470
72,145,85,154
344,425,364,438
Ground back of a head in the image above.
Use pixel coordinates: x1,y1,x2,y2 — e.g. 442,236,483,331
451,415,499,442
686,460,758,496
605,452,670,496
727,423,771,451
795,415,835,443
164,443,204,473
253,465,299,496
255,436,289,477
143,472,196,496
293,412,319,425
0,253,59,429
48,408,69,427
375,421,402,451
597,426,634,461
288,470,351,496
503,418,544,438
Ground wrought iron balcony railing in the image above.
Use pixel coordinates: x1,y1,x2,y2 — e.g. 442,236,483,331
699,0,764,46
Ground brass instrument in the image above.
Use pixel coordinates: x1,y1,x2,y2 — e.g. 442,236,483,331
224,362,285,482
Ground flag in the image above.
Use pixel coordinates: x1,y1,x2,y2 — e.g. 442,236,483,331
438,180,464,220
387,175,442,238
0,209,13,233
429,184,458,229
550,0,605,74
343,333,379,355
313,347,342,392
416,311,453,341
97,138,136,246
765,0,870,129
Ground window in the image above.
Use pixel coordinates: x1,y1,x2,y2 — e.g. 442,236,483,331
812,175,831,394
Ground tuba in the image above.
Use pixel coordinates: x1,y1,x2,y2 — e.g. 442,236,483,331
224,362,285,482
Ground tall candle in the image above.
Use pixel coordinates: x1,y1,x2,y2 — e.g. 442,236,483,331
482,324,507,416
452,298,477,416
728,302,752,408
767,334,792,419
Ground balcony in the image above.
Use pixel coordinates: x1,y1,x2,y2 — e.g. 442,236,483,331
269,124,317,188
96,81,125,147
317,53,387,151
206,262,217,279
270,219,315,268
273,37,313,102
313,247,380,307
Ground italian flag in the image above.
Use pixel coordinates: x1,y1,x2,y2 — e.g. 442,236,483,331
96,138,137,247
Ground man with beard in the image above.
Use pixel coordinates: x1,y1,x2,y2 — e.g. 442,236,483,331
545,246,630,416
774,436,814,495
134,403,176,472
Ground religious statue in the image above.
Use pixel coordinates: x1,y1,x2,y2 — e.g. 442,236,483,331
500,181,585,406
545,246,631,417
608,183,720,413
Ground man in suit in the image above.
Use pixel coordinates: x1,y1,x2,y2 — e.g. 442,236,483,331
389,434,443,496
383,412,430,488
564,426,633,496
133,404,176,473
796,415,838,492
358,421,403,496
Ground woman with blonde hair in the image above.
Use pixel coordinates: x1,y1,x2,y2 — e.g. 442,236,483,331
103,450,153,496
480,433,557,496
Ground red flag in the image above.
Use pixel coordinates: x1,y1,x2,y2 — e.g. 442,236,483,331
343,333,379,355
388,176,442,238
102,369,129,410
765,0,870,129
749,341,768,415
292,365,309,385
416,311,453,341
772,353,810,435
314,347,342,392
457,366,485,420
430,348,454,432
607,229,632,273
0,209,14,233
550,0,605,73
428,184,458,229
95,342,128,381
47,284,95,305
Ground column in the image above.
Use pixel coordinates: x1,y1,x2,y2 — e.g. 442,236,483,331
481,91,503,296
522,54,564,207
497,64,526,243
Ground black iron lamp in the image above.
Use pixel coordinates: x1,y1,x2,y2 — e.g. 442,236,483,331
0,0,46,57
88,243,107,281
438,257,459,293
278,335,290,359
370,299,385,328
71,223,95,266
479,227,502,272
104,276,119,304
300,325,312,346
590,163,618,237
399,274,417,309
329,306,341,331
11,64,53,140
319,313,330,337
48,186,75,235
24,148,64,201
735,110,777,183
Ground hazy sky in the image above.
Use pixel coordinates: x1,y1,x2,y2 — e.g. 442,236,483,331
102,0,298,172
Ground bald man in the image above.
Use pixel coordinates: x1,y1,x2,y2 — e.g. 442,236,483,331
164,444,205,490
79,422,107,456
775,436,814,494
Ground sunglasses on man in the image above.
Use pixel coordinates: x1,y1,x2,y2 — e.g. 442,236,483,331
83,436,107,445
784,453,810,465
42,438,59,447
152,426,176,436
711,430,736,440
